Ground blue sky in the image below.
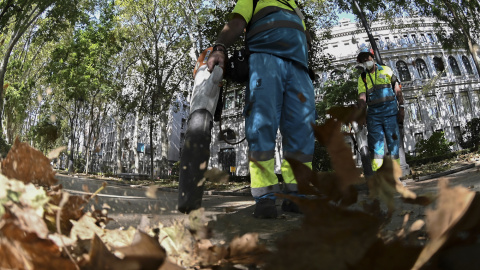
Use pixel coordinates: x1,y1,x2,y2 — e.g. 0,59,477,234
338,11,356,22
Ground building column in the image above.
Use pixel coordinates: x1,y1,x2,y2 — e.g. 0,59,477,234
426,55,437,77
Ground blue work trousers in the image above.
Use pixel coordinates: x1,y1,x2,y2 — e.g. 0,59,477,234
244,53,316,198
367,112,400,161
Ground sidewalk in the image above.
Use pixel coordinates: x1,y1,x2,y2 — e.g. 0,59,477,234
56,162,480,250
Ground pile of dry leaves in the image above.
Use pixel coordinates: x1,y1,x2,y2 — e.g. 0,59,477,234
1,105,480,269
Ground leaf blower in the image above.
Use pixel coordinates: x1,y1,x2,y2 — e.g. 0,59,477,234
178,47,223,213
351,121,373,177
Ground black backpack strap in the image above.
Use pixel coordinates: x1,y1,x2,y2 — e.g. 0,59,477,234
361,71,368,90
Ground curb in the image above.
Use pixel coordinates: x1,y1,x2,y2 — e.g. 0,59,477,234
413,163,476,182
156,187,252,197
56,174,252,197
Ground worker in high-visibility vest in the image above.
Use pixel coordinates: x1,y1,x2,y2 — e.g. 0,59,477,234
356,47,405,171
206,0,316,218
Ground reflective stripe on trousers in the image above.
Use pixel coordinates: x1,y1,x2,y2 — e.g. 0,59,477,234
250,158,312,198
372,158,400,172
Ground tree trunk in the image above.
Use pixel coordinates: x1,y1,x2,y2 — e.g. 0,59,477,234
132,111,140,173
159,116,169,175
115,114,123,174
467,39,480,76
149,116,154,180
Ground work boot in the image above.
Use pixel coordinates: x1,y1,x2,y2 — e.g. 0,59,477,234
281,199,302,214
253,198,277,219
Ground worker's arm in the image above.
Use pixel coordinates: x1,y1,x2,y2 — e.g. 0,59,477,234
207,14,247,72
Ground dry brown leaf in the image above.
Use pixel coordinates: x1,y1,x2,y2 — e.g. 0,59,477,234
70,214,105,241
312,119,360,196
0,205,76,270
354,240,422,270
412,179,476,269
114,230,166,268
1,138,57,186
188,208,211,240
196,239,228,266
47,146,67,160
86,234,139,270
402,193,437,206
426,179,475,239
327,105,366,125
146,185,159,199
158,259,184,270
267,198,381,270
285,158,357,204
47,190,87,234
297,92,307,103
227,233,270,265
367,158,415,214
158,220,196,266
204,167,229,183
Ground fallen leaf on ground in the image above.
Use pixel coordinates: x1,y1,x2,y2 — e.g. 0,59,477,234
47,146,67,160
1,138,57,186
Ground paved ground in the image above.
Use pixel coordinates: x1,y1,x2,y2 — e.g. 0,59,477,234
56,160,480,250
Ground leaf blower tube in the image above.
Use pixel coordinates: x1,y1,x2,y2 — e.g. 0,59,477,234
178,48,223,213
352,122,374,177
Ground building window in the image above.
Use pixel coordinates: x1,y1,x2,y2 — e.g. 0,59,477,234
427,33,435,43
235,89,244,108
420,34,427,43
460,92,472,114
473,90,480,110
180,132,185,145
453,126,462,148
414,132,424,145
411,34,418,43
396,61,411,81
224,91,235,110
462,56,474,75
415,58,430,79
330,70,343,81
444,93,458,116
433,57,446,77
448,56,462,76
406,99,422,123
426,96,439,120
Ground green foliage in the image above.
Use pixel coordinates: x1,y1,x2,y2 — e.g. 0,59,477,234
315,67,361,124
312,141,332,172
415,131,453,159
74,156,86,173
28,116,61,153
460,118,480,150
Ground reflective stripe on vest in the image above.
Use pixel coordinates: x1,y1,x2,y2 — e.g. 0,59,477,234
367,95,395,106
366,84,392,95
247,20,305,39
247,6,306,40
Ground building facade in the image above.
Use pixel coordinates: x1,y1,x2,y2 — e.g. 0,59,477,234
90,93,189,176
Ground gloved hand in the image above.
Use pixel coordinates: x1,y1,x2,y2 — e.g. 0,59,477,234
207,50,226,72
397,107,405,124
356,99,367,126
